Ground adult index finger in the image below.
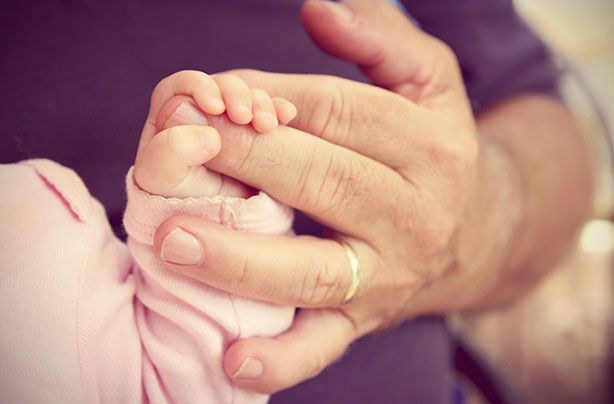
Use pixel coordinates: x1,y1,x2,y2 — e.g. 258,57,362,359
204,113,405,239
227,69,430,172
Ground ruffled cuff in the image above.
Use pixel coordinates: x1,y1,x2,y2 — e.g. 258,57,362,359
123,166,294,245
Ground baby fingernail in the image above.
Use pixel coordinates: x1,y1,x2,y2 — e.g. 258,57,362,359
256,111,277,130
161,228,204,266
233,357,264,380
209,96,226,112
169,102,208,127
237,102,253,120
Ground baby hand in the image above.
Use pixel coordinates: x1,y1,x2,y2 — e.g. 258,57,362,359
134,71,297,198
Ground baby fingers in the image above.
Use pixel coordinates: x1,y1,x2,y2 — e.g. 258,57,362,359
273,97,298,125
251,88,279,133
214,73,296,132
213,74,254,125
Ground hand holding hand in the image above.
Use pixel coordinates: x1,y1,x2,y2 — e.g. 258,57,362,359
153,0,479,393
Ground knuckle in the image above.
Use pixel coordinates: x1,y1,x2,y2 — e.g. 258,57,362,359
230,129,289,178
427,217,456,254
293,143,318,207
373,303,403,331
423,136,453,165
414,210,456,257
232,133,260,175
433,38,459,66
251,87,267,98
307,346,329,379
152,70,207,99
159,70,187,85
252,88,274,106
151,74,175,100
294,151,353,215
152,77,167,95
423,134,477,182
298,257,344,306
301,80,351,142
396,196,456,258
230,251,251,292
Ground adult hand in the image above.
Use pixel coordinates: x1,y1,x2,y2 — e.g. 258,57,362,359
154,0,478,394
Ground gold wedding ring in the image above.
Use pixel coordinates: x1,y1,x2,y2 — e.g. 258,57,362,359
337,239,361,304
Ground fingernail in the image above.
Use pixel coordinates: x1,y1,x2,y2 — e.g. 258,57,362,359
237,102,253,119
233,357,264,380
256,111,277,130
324,1,353,21
208,96,226,113
161,228,204,266
168,102,208,127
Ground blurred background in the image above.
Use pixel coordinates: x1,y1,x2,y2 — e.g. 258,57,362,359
458,0,613,403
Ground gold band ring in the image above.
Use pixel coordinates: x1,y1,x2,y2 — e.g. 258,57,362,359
336,239,361,304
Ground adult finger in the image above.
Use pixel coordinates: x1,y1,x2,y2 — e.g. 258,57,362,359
154,215,374,307
228,69,430,171
223,309,357,394
300,0,462,92
203,113,405,236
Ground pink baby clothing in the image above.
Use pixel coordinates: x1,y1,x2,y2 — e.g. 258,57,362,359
0,159,295,403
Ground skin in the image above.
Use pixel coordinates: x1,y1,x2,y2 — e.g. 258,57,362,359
134,72,296,198
146,0,592,395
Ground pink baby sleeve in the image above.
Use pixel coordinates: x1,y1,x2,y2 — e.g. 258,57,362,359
123,167,295,404
0,160,142,403
0,160,294,404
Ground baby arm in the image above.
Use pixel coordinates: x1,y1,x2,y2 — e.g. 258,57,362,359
0,71,294,404
124,71,297,403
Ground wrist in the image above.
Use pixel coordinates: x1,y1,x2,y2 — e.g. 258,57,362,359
408,136,526,316
453,137,527,304
406,95,594,317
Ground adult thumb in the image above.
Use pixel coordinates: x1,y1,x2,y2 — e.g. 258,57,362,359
301,0,460,99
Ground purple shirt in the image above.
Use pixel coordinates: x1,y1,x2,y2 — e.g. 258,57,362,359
0,1,557,402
